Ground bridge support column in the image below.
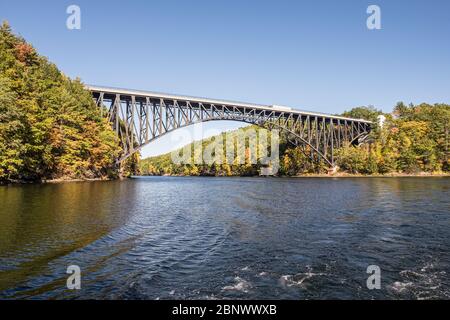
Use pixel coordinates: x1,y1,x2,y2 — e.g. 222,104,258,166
328,165,339,175
115,160,125,180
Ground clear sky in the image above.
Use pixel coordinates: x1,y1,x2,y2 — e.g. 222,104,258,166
1,0,449,157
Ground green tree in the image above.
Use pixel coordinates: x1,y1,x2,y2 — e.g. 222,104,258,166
341,105,382,122
0,22,121,182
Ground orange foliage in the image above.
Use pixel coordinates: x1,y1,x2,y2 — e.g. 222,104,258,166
14,42,35,64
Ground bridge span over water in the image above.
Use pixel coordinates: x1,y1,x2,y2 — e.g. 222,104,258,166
88,85,372,166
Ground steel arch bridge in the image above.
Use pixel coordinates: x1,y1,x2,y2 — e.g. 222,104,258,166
88,85,372,166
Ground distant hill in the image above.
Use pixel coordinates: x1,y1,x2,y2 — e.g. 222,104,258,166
139,124,326,176
140,125,267,176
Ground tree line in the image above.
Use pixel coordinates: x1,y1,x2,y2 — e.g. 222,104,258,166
336,104,449,174
140,104,449,176
0,22,134,183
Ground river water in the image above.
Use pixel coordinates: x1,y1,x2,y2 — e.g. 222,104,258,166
0,177,449,299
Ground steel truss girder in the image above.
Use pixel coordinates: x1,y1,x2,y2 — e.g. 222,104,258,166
91,91,371,166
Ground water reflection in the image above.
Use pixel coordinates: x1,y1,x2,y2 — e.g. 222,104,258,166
0,177,449,299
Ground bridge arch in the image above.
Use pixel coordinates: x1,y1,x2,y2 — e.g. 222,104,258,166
88,86,372,167
119,117,336,167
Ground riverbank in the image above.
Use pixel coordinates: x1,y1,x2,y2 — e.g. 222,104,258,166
3,172,449,185
138,172,450,178
292,172,450,178
43,177,116,184
0,176,117,186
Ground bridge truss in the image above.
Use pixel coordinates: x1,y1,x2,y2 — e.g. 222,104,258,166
89,86,372,166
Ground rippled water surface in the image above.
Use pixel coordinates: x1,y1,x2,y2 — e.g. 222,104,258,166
1,177,449,299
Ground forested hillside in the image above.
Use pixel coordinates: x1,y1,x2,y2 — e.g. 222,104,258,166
140,104,449,176
337,103,449,174
0,22,120,183
140,126,277,177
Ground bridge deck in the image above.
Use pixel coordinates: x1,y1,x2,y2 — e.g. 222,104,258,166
87,85,372,124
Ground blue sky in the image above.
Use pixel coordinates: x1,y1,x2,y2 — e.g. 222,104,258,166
1,0,449,157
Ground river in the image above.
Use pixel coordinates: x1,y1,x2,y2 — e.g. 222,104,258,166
0,176,449,299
